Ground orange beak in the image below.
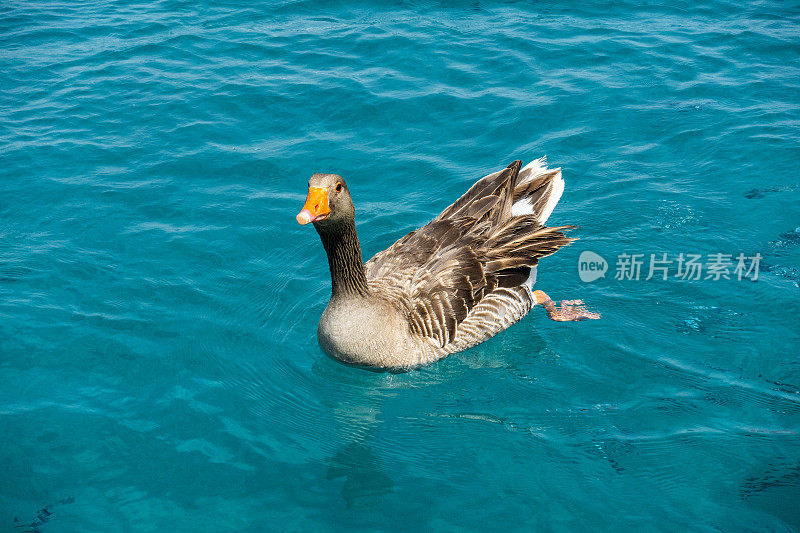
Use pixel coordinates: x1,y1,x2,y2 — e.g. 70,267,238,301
296,186,331,225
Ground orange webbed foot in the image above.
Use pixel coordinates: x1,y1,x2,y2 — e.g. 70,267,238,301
534,290,601,322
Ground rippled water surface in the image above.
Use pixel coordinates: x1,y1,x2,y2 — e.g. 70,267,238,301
2,1,800,531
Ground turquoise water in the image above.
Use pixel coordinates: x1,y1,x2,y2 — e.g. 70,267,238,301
2,0,800,530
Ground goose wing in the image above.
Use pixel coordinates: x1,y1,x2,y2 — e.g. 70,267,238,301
366,217,494,348
365,159,574,349
438,156,565,225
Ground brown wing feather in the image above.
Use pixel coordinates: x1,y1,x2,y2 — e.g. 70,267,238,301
365,161,573,349
366,219,493,348
435,160,521,222
490,160,521,225
512,169,560,202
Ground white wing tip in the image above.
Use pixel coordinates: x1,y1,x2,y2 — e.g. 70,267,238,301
511,156,565,223
536,171,564,224
522,155,548,173
519,155,561,184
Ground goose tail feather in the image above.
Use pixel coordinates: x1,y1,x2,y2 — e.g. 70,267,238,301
511,156,565,224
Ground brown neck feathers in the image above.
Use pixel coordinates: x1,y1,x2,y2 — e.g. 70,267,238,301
317,220,369,298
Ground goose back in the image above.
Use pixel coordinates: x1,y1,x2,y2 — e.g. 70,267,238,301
364,159,574,361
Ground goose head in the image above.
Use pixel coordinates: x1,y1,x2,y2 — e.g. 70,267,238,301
296,173,355,229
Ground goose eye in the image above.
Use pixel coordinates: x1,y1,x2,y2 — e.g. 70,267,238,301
335,183,343,192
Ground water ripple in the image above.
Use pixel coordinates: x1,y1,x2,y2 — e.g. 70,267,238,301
1,0,799,530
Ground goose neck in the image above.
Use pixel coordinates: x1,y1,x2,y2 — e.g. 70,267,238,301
317,220,369,298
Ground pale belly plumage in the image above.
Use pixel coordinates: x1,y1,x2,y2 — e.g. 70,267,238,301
317,296,434,369
316,281,537,371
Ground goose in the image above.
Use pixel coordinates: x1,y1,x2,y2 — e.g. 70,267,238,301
296,157,599,370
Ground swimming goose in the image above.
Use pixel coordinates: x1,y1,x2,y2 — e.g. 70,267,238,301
296,157,599,370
